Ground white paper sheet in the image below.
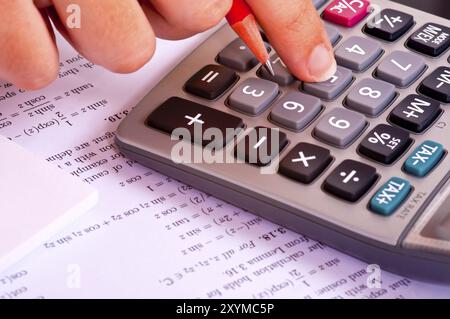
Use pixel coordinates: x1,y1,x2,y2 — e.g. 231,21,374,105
0,31,449,299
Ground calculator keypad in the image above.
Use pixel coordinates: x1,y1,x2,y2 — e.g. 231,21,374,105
358,124,412,164
279,143,332,183
375,51,426,87
228,78,279,115
314,108,366,147
335,36,382,71
407,23,450,57
323,159,377,202
270,92,322,131
389,95,441,133
147,2,449,221
345,78,396,116
303,66,353,100
364,9,414,42
185,65,238,100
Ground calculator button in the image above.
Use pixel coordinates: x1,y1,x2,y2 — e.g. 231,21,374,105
270,92,322,131
370,177,411,216
218,38,269,72
375,51,426,87
389,95,441,133
147,97,244,147
314,108,366,147
404,141,445,177
325,24,341,46
185,65,238,100
335,36,382,71
279,143,332,183
259,54,295,86
364,9,414,42
407,23,450,57
322,0,371,27
323,160,377,202
418,67,450,103
346,78,396,116
235,127,288,166
228,78,279,115
302,66,353,100
358,124,412,164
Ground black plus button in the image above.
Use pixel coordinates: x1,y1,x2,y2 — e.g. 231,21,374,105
364,9,414,41
185,65,238,100
279,143,332,184
235,127,288,167
419,67,450,103
323,160,377,202
147,97,244,147
358,124,412,164
389,94,441,133
407,23,450,57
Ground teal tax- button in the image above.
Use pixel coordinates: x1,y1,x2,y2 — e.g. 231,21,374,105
370,177,411,216
404,141,445,177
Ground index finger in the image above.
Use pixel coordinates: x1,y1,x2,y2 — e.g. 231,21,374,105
246,0,336,82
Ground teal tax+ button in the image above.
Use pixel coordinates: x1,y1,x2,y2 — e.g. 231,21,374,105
370,177,411,216
404,141,444,177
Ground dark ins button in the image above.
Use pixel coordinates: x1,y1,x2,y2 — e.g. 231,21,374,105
185,65,238,100
323,160,377,202
389,94,441,133
364,9,414,42
279,143,332,184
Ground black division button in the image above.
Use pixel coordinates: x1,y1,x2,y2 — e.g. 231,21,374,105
419,67,450,103
185,65,238,100
323,160,377,202
147,97,244,147
235,127,288,167
279,143,332,184
358,124,412,164
389,94,441,133
364,9,414,41
407,23,450,57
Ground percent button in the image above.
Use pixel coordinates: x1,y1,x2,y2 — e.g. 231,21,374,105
358,124,412,164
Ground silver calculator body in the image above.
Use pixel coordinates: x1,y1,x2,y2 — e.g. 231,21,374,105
117,0,450,282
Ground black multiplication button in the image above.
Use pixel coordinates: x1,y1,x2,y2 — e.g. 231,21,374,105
279,143,332,184
364,9,414,41
389,94,441,132
147,97,244,147
419,67,450,103
407,23,450,57
185,65,238,100
358,124,412,164
323,160,377,202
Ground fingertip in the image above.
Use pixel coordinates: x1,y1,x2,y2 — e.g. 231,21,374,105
99,35,156,73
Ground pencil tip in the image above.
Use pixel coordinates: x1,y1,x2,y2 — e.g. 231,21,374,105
264,60,275,77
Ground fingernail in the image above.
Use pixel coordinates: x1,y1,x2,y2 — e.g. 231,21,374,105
307,44,337,82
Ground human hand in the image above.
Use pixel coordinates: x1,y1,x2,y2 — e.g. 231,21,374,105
0,0,336,90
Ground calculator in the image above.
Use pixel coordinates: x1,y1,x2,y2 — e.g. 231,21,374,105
117,0,450,282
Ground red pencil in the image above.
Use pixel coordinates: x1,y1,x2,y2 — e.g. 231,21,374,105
226,0,274,76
